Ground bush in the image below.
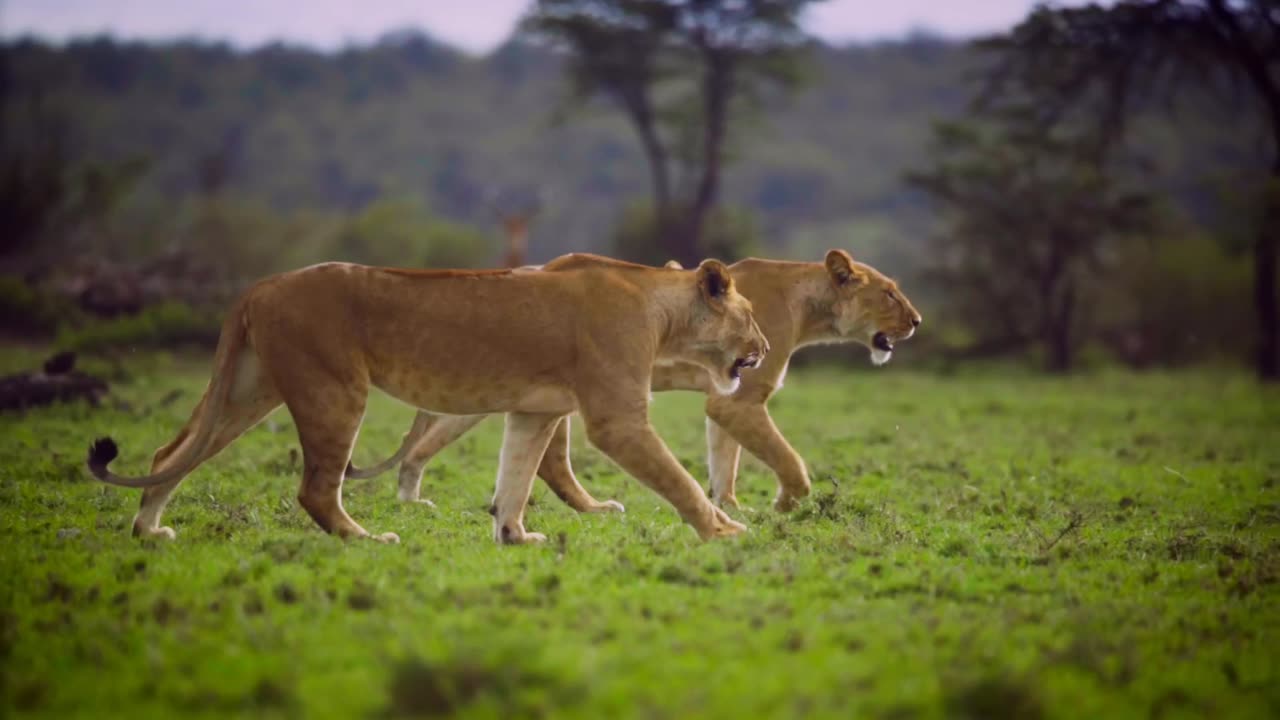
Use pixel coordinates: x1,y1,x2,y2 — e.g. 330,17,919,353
56,301,222,352
0,276,82,337
1098,233,1251,368
334,198,496,268
611,202,763,265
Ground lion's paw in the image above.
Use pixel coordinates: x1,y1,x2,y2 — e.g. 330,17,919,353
587,500,626,513
372,532,401,544
412,498,437,508
496,525,547,545
713,494,741,510
134,525,177,541
773,487,810,513
698,508,748,540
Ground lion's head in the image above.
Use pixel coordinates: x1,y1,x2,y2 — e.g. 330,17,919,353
823,249,921,366
682,259,770,394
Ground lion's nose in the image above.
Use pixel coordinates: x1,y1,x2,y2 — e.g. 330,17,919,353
911,316,921,328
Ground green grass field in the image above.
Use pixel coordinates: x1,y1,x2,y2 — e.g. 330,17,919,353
2,349,1278,719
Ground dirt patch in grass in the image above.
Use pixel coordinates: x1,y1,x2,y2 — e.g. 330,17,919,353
944,676,1044,720
384,654,576,719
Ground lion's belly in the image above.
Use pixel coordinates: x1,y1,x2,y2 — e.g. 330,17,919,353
374,370,578,417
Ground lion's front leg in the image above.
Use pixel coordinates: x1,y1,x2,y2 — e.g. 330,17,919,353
582,411,745,541
706,396,809,512
491,412,562,545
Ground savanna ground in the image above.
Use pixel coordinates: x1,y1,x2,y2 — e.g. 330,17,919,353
1,347,1278,719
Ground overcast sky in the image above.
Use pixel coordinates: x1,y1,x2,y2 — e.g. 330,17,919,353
2,1,1060,53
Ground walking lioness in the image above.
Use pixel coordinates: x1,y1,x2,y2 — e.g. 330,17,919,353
350,250,920,512
87,257,768,544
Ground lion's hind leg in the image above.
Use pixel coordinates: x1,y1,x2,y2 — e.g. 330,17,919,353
397,413,486,504
133,355,283,540
705,417,743,510
286,382,397,543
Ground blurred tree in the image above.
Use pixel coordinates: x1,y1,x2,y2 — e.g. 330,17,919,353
0,97,72,263
524,0,677,230
3,30,1267,364
672,0,815,260
522,0,819,265
978,0,1280,379
908,113,1155,372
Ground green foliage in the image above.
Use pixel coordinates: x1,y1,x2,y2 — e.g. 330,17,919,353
1101,232,1253,367
611,201,762,264
975,0,1280,379
0,276,80,336
908,115,1157,371
2,353,1278,716
170,194,340,280
0,31,1268,367
56,302,222,352
335,197,496,269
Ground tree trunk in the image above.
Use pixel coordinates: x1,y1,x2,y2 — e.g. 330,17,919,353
1206,0,1280,380
678,50,733,268
634,118,670,217
615,87,679,263
1040,236,1073,373
1045,281,1075,373
1256,160,1280,381
632,109,686,264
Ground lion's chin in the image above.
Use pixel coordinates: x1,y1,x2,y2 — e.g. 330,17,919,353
870,348,893,366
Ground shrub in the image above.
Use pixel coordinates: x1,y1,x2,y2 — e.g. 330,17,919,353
56,301,222,352
0,276,81,337
611,202,762,265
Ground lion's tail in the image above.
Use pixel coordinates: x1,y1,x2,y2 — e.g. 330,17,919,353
87,300,250,488
345,411,434,479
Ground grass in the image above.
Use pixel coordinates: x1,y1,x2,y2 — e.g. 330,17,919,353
1,348,1278,719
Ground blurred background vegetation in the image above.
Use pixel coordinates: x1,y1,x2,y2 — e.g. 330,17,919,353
1,0,1275,379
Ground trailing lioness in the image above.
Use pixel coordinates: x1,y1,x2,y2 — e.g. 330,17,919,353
350,250,920,512
86,257,768,544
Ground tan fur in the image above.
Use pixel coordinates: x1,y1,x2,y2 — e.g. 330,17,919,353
87,255,769,544
357,250,920,513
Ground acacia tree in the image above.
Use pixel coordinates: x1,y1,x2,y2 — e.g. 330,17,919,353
522,0,817,267
523,0,677,225
978,0,1280,380
909,113,1155,372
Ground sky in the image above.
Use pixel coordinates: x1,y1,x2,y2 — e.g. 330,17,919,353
1,1,1057,54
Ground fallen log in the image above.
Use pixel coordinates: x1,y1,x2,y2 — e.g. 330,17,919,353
0,352,109,411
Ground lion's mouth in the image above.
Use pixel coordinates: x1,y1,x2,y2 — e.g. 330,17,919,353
729,352,762,381
872,332,894,353
870,331,894,366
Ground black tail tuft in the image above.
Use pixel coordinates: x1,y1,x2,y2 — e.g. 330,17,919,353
88,437,119,470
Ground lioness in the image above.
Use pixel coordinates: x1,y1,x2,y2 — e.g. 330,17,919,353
350,250,920,512
86,257,769,544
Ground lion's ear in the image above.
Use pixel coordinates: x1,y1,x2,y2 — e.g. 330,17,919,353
825,249,866,287
696,259,735,304
663,260,684,270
